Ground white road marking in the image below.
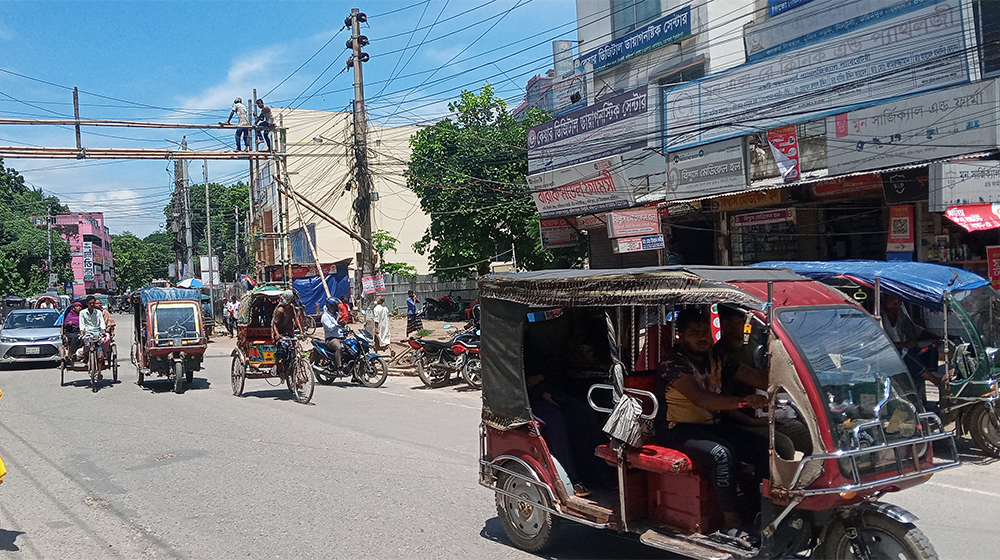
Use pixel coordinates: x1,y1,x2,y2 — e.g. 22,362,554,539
926,481,1000,498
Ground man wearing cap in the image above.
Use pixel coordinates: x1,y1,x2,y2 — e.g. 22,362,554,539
321,298,345,372
271,290,302,341
226,97,251,151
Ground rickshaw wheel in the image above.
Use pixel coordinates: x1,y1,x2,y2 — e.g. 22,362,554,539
967,404,1000,457
88,349,98,393
59,356,65,386
495,462,559,553
287,353,314,404
185,367,194,384
173,361,184,394
359,355,388,388
111,346,119,383
816,511,936,560
231,355,246,396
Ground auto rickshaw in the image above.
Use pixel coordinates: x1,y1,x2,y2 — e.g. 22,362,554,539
231,285,314,404
1,295,27,323
129,287,206,394
478,266,958,559
758,260,1000,457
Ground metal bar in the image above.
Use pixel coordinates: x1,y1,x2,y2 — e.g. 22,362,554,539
0,147,339,160
0,117,278,129
72,88,82,155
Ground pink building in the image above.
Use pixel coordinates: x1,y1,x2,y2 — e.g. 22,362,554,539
55,212,116,297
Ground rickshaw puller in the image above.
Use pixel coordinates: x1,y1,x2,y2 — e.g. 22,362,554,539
321,298,345,372
79,296,107,378
272,291,302,340
657,307,769,536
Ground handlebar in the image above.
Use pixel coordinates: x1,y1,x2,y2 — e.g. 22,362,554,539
586,384,660,420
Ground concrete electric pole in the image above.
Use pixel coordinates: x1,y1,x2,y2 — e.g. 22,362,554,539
348,8,374,299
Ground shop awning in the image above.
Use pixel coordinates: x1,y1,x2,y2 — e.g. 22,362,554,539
944,204,1000,232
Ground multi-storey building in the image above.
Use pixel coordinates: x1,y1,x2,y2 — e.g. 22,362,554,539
55,212,115,297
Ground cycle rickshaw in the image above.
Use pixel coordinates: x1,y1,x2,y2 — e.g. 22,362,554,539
59,305,118,391
129,287,207,394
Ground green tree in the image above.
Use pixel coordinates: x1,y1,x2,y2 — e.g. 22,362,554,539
163,181,250,281
110,231,173,292
372,230,417,277
407,84,555,279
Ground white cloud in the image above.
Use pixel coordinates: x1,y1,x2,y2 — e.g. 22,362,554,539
177,45,287,111
0,22,13,40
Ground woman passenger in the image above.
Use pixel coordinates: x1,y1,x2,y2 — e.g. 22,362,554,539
62,301,83,362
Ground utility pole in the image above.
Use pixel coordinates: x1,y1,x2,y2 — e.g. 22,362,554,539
182,138,193,276
204,159,215,323
348,8,374,302
234,206,240,275
47,204,53,288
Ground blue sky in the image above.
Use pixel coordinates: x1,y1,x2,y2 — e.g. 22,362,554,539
0,0,577,237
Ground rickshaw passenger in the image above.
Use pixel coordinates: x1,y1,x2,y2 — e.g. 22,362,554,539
656,307,769,534
881,295,942,394
62,301,83,361
94,299,116,357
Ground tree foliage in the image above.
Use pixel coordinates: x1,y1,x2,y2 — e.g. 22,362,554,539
163,181,250,282
407,84,554,279
372,229,417,277
110,231,173,292
0,158,73,296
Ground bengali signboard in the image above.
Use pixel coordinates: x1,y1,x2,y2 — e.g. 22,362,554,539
732,208,796,228
665,137,747,199
930,161,1000,212
944,204,1000,232
82,241,94,281
987,246,1000,289
527,156,635,218
887,205,915,252
767,125,800,182
828,80,1000,175
577,6,691,74
709,188,783,212
767,0,815,17
613,234,665,254
362,274,386,295
606,208,660,238
528,85,648,174
539,218,579,248
664,0,971,152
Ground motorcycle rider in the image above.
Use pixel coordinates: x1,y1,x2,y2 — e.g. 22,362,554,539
321,298,345,373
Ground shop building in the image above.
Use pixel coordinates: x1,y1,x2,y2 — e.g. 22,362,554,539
525,0,1000,271
55,212,115,297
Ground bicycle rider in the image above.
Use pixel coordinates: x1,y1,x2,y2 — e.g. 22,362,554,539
272,290,304,373
79,295,107,377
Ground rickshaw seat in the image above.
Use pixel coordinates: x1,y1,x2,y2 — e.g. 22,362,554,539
595,444,693,474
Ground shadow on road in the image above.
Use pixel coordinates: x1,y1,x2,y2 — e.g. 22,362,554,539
0,529,26,552
138,377,212,394
480,517,663,559
953,437,1000,466
238,387,314,404
60,378,119,392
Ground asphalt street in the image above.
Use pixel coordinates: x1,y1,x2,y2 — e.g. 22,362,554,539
0,315,995,559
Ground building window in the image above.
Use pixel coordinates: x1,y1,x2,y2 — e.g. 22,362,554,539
657,62,706,89
611,0,661,40
975,1,1000,77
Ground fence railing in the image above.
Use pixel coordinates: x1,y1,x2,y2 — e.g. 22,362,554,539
376,274,478,315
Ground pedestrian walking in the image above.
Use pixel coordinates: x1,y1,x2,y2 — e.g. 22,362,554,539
406,290,423,336
372,295,393,355
224,296,240,337
226,97,251,151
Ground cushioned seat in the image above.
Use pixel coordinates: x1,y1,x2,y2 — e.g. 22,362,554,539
595,444,693,474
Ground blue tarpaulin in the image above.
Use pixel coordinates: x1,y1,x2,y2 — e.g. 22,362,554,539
139,287,202,306
755,260,990,310
292,273,350,316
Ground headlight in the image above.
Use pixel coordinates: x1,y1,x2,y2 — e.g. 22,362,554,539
46,335,62,342
0,337,18,343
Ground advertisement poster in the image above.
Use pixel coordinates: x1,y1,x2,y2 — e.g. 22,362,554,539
361,274,386,295
887,205,915,252
944,204,1000,232
539,218,579,248
988,246,1000,289
82,241,94,281
614,234,665,254
767,126,800,182
527,156,635,218
606,208,660,238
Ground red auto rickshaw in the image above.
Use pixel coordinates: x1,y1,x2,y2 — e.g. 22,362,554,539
478,266,958,559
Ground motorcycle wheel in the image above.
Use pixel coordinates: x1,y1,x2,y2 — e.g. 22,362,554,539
495,462,559,553
111,345,119,383
359,355,388,388
416,353,451,388
309,349,335,385
968,403,1000,457
815,511,937,560
462,355,482,389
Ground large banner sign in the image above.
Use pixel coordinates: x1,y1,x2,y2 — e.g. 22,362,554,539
577,6,691,75
528,85,648,174
767,0,815,17
527,156,634,218
930,161,1000,212
664,0,970,152
82,242,94,281
665,137,747,199
827,80,1000,175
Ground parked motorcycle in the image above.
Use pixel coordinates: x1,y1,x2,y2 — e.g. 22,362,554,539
423,292,462,319
454,335,481,389
310,325,388,388
409,326,479,388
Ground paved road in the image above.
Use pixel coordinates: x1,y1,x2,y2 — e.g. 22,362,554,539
0,315,995,559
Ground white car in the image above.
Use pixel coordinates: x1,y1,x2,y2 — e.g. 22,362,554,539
0,309,63,365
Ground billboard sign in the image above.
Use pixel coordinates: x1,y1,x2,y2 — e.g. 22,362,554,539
767,0,815,17
828,79,1000,175
528,85,648,173
539,218,579,248
362,274,386,295
82,241,94,281
664,0,971,152
930,160,1000,212
732,208,796,228
527,156,635,218
665,137,747,199
577,6,691,75
988,246,1000,289
613,234,665,254
944,204,1000,232
767,125,800,182
606,208,660,238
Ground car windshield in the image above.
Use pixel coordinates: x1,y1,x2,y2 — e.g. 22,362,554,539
778,306,921,453
153,303,200,340
3,312,58,329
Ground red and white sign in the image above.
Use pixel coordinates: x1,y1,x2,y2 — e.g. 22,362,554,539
767,125,800,183
988,246,1000,290
887,205,915,252
361,274,386,295
945,204,1000,232
732,208,796,228
606,207,660,238
539,218,579,248
613,234,665,254
527,156,635,218
270,263,339,280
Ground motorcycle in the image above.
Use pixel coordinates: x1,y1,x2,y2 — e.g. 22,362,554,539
423,292,463,319
409,325,479,388
310,325,388,388
454,335,481,389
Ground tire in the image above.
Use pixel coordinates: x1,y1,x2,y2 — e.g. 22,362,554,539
302,315,317,336
309,349,335,385
60,357,65,387
815,510,937,560
185,366,194,384
88,347,98,392
462,355,482,389
359,355,388,388
173,360,184,394
137,367,144,387
111,346,119,383
495,462,559,553
416,352,451,388
968,404,1000,457
231,355,245,396
287,353,314,404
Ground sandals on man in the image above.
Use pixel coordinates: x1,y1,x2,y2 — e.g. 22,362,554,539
572,483,591,497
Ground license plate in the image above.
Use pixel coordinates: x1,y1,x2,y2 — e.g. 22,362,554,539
25,346,40,355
